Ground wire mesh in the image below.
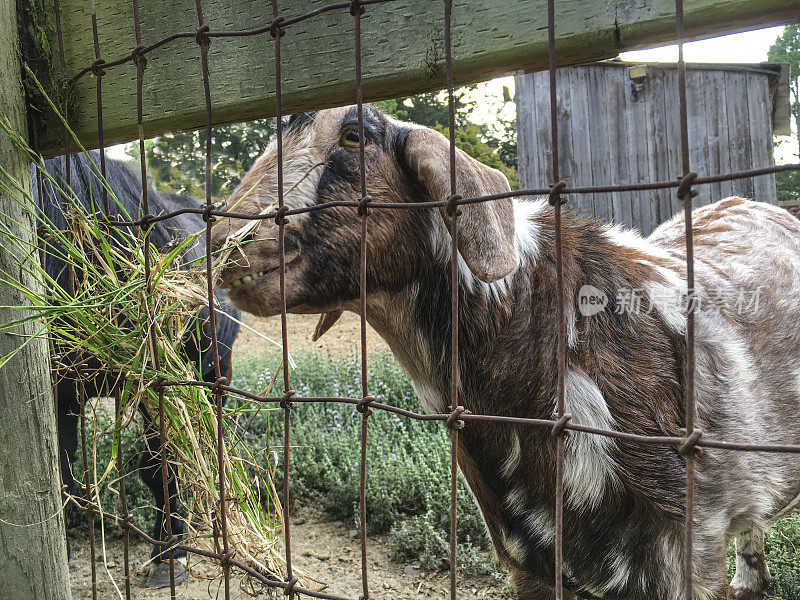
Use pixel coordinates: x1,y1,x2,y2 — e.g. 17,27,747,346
35,1,800,599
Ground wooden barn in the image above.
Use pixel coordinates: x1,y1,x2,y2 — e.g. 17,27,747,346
515,61,791,235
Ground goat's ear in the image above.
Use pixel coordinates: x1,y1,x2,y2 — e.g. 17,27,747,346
404,127,518,283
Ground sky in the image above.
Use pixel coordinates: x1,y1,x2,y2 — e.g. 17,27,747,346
468,26,796,164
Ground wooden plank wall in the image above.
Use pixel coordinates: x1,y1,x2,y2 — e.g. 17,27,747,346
516,64,778,236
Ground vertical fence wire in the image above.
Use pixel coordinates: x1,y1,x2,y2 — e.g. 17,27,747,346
674,1,699,599
351,2,373,599
442,3,462,599
193,2,233,599
90,14,109,216
269,2,298,598
132,1,178,596
546,0,568,597
90,11,134,599
52,2,98,599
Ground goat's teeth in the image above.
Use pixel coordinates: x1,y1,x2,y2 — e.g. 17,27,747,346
242,275,252,283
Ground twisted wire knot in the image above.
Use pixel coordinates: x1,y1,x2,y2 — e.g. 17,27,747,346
678,427,703,456
195,24,212,48
275,205,289,226
283,575,299,596
357,195,373,217
677,171,699,200
349,0,365,16
269,16,286,38
202,204,216,223
446,405,466,430
280,389,295,410
550,412,572,438
211,376,227,395
548,180,568,206
131,45,147,69
445,194,462,218
219,548,236,566
356,395,375,416
139,213,155,230
90,59,107,77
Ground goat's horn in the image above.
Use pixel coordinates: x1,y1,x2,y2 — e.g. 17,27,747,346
312,310,343,342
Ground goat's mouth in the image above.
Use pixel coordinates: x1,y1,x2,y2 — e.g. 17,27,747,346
218,265,280,291
225,266,278,289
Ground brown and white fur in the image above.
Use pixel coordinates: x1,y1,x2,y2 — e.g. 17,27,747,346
211,106,800,599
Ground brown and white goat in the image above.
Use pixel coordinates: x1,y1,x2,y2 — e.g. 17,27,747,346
211,106,800,600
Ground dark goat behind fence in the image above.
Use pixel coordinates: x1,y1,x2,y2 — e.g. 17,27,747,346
32,151,241,587
24,1,800,600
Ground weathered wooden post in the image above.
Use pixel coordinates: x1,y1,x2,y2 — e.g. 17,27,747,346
0,0,72,598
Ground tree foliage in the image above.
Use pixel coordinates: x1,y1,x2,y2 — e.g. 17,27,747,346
129,119,275,198
768,25,800,203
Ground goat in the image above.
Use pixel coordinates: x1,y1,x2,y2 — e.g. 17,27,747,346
34,151,241,588
210,106,800,600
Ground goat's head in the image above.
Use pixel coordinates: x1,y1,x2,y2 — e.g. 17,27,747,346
211,106,517,322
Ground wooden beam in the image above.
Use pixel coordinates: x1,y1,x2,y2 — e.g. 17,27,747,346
27,0,800,157
0,1,71,597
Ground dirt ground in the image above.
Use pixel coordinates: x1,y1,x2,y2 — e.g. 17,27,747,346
69,507,511,600
234,311,388,356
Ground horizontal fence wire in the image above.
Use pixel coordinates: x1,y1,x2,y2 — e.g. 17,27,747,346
64,162,800,229
36,1,800,600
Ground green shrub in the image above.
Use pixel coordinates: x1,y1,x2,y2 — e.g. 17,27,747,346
233,349,496,572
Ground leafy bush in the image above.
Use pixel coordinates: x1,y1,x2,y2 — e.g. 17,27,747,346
234,349,800,593
233,349,499,573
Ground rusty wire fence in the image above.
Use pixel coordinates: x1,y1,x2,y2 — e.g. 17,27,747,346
34,0,800,599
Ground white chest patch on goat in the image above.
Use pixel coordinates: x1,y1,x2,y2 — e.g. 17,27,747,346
561,368,619,509
500,429,522,478
411,379,445,413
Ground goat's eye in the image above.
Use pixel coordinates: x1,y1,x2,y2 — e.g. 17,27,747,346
340,129,365,148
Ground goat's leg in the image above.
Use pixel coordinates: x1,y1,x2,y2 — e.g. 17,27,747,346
509,568,576,600
728,528,770,600
56,381,80,559
688,533,732,600
138,408,186,562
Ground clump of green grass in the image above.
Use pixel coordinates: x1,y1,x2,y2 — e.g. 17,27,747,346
0,105,283,581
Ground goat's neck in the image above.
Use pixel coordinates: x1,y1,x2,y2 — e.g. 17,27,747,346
366,204,568,416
